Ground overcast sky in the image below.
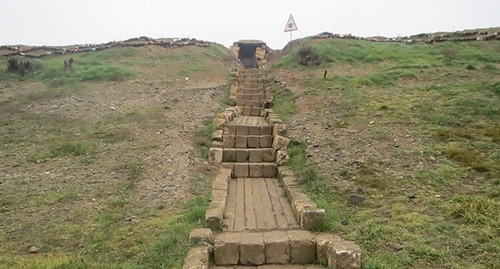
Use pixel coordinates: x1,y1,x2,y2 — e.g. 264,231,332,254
1,0,499,49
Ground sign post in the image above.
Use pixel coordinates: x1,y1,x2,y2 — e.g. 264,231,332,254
284,14,298,52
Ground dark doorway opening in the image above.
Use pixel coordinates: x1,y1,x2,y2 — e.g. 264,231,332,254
238,44,258,68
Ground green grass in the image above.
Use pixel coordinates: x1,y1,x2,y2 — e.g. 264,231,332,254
274,38,500,268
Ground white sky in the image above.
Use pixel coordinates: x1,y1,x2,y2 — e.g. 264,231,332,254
1,0,499,49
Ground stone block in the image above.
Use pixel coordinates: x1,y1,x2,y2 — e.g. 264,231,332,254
235,136,248,148
248,126,261,135
247,136,260,148
183,246,210,269
249,163,263,178
214,233,241,265
314,234,343,263
243,107,252,115
237,125,249,135
212,130,223,141
209,148,223,164
223,135,235,148
222,149,237,162
301,208,325,230
213,118,226,130
276,150,289,165
288,230,316,264
225,125,237,136
211,189,227,210
262,149,276,162
264,231,290,264
262,163,277,178
234,163,249,178
189,228,214,245
230,84,238,95
261,125,273,136
278,166,293,178
273,135,290,151
236,149,250,162
273,123,287,136
251,107,262,116
282,176,299,188
212,141,223,148
240,232,265,265
205,208,222,230
327,241,361,269
249,150,263,163
212,172,229,191
260,135,273,148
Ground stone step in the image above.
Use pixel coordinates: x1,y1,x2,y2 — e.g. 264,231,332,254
222,163,278,178
241,107,265,116
237,93,265,101
241,78,264,84
224,124,273,136
213,265,325,269
213,230,316,266
239,88,266,95
243,83,265,89
222,148,276,163
236,100,265,108
223,135,273,148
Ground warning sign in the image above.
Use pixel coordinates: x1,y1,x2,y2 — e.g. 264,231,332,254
284,14,298,32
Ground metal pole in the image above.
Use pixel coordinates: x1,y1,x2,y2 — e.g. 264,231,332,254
290,31,293,52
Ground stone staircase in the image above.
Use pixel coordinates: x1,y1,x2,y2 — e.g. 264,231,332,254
183,68,361,269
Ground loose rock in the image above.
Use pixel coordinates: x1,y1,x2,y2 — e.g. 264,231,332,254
348,194,365,205
408,192,416,199
28,245,39,253
393,243,404,251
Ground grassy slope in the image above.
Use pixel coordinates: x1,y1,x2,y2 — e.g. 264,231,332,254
272,39,499,268
0,44,231,268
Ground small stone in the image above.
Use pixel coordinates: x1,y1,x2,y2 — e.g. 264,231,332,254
28,246,39,253
435,194,442,198
348,194,365,205
109,106,116,110
369,120,375,124
408,192,416,199
356,186,364,194
342,219,349,226
394,243,404,251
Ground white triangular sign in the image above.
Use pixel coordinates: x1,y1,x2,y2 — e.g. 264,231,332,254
284,14,298,32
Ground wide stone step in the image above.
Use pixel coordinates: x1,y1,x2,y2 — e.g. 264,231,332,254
239,88,266,95
240,107,265,116
236,100,265,108
214,230,316,266
222,163,278,178
224,178,299,231
222,148,276,163
237,93,265,101
223,135,273,148
213,265,325,269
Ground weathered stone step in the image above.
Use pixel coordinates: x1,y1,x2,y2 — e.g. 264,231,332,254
237,93,265,101
240,107,264,116
236,100,265,108
222,148,276,163
224,177,299,231
213,265,325,269
214,230,316,266
224,124,273,136
222,163,278,178
223,135,273,148
229,117,271,128
239,88,266,95
243,83,265,89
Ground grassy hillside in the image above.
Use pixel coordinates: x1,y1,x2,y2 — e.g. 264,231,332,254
0,44,235,268
272,38,499,268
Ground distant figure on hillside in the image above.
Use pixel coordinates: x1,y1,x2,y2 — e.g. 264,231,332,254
64,57,74,71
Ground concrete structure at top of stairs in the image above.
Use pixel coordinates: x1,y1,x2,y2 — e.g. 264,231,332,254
230,40,269,69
